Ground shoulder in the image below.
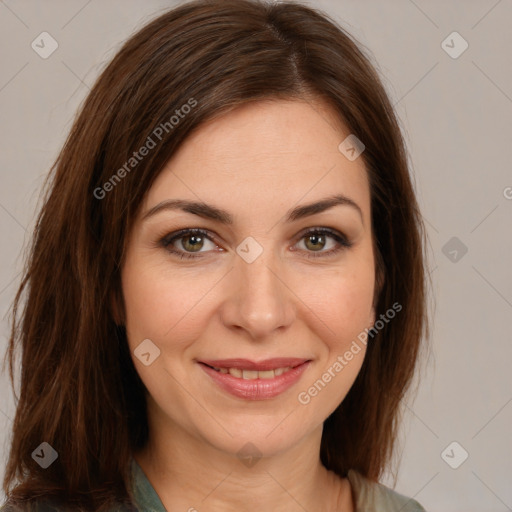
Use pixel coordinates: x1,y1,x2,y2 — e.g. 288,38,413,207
347,469,428,512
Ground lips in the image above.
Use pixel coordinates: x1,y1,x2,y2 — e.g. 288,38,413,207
198,358,309,371
197,358,311,400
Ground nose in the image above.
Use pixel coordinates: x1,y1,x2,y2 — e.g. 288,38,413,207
219,247,296,340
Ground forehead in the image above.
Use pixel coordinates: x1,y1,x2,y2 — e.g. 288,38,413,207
143,99,370,221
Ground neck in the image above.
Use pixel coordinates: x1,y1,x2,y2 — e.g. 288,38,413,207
134,413,353,511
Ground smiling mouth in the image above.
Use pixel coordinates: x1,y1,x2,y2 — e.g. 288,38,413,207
197,358,311,400
198,357,310,380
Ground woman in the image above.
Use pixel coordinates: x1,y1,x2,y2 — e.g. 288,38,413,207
1,0,430,510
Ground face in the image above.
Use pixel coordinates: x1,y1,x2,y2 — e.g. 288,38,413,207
120,98,377,458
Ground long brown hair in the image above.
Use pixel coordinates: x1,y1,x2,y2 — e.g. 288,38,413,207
2,0,430,509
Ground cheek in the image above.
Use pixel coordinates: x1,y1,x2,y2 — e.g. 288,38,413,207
295,262,375,346
121,256,218,350
331,281,373,340
294,269,372,412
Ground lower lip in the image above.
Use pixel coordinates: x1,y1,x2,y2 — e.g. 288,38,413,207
199,362,310,400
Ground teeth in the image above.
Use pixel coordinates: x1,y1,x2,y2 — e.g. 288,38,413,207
228,368,242,378
212,366,293,379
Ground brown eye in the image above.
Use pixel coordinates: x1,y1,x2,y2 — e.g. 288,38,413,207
180,234,205,252
294,228,352,259
304,233,327,252
160,228,219,259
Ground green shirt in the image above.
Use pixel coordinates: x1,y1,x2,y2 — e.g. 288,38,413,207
1,458,427,511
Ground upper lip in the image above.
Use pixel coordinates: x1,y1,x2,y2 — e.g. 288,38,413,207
198,358,310,371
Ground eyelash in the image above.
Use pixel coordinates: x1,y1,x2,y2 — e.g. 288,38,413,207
158,227,353,260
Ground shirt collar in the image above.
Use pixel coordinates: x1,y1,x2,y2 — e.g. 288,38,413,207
130,457,167,512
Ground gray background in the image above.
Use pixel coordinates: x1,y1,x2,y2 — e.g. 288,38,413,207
1,0,511,510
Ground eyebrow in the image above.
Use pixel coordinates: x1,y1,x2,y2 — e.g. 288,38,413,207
142,194,363,225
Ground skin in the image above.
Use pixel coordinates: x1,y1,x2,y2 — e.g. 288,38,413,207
121,98,377,511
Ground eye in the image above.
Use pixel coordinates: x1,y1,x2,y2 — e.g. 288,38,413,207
160,228,220,260
158,227,352,260
293,228,352,259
